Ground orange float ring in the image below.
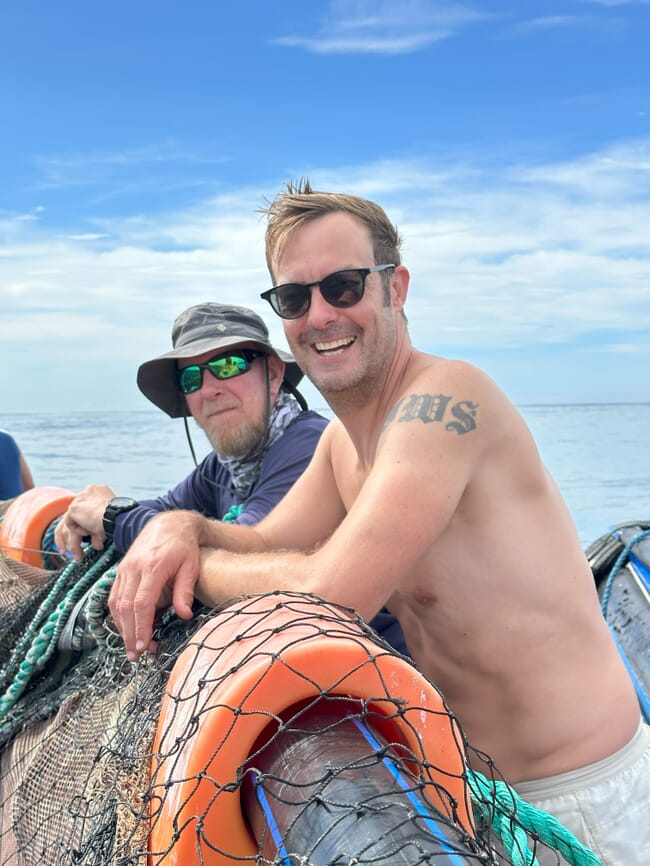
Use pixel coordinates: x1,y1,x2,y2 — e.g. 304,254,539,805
0,486,75,567
149,593,474,865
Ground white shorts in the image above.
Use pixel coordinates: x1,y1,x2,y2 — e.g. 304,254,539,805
514,720,650,866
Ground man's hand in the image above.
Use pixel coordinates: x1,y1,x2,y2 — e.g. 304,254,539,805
108,510,204,661
55,484,116,560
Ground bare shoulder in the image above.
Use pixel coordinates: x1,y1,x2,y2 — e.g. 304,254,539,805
383,356,509,439
418,356,504,394
310,416,357,474
318,415,350,449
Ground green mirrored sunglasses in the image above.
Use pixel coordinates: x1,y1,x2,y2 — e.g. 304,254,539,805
178,350,264,394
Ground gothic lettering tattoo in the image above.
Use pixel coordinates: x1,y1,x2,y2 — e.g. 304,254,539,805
384,394,478,435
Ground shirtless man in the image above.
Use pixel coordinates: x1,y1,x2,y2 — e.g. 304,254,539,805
110,181,648,865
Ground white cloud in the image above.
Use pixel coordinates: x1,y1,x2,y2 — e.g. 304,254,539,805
62,233,111,241
17,143,231,225
514,16,584,32
273,33,448,54
603,342,646,353
503,12,623,38
578,0,649,6
512,139,650,197
1,137,649,408
272,0,488,55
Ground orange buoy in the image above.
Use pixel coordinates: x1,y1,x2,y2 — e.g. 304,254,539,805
149,593,474,865
0,486,75,567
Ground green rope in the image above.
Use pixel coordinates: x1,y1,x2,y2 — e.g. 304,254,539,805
0,544,121,719
85,565,119,646
468,769,601,866
222,502,245,522
0,557,80,690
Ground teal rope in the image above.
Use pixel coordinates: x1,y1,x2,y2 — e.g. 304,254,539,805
1,557,82,683
600,528,650,616
222,502,245,523
0,544,120,719
468,770,601,866
85,565,119,646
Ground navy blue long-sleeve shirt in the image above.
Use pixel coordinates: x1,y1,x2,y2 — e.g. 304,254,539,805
114,411,328,551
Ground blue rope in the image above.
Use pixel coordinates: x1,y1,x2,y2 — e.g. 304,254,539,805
600,528,650,617
41,516,67,569
598,527,650,720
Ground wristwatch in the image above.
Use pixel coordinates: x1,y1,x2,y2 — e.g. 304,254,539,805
102,496,139,542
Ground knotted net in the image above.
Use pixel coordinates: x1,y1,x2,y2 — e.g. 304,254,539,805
0,529,596,866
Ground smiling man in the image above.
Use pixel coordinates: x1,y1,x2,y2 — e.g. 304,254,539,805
109,184,648,865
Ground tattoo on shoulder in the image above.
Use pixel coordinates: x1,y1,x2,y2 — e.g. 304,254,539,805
383,394,479,435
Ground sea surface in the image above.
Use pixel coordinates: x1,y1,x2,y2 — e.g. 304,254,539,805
3,402,650,549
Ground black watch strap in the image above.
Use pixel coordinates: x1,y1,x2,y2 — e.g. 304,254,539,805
102,497,139,542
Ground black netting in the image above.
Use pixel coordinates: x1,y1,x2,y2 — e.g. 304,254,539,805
0,546,575,866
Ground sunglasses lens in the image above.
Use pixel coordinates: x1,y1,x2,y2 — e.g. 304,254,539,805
178,353,256,394
273,285,310,319
207,355,249,380
321,270,365,308
178,366,202,394
265,268,374,319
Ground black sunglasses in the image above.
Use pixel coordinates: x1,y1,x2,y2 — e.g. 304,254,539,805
178,350,264,394
260,264,396,320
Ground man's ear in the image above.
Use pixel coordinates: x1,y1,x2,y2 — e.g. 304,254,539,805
266,355,286,399
391,265,409,313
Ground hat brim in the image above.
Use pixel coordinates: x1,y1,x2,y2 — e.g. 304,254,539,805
137,334,304,418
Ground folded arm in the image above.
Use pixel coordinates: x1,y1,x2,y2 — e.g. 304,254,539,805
110,366,489,661
109,425,346,658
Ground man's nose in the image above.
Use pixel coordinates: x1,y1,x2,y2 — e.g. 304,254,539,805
305,285,339,328
198,370,226,396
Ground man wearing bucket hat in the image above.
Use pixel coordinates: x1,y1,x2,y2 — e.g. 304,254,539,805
55,302,325,553
55,302,410,656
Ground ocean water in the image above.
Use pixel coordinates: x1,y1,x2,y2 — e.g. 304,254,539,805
3,403,650,549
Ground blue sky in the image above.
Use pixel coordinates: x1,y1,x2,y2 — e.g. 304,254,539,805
1,0,649,413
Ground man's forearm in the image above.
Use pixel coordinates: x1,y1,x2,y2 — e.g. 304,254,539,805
196,512,268,553
196,546,313,608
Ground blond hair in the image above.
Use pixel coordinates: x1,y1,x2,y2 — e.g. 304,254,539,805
261,178,402,281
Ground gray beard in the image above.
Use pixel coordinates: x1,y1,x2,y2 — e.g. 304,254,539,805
202,416,266,459
213,390,303,499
